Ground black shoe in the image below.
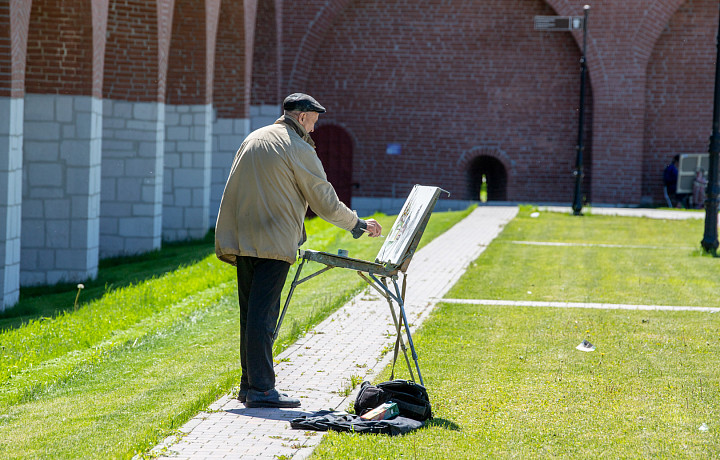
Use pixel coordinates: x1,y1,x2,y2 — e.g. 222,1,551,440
237,388,248,403
245,388,301,408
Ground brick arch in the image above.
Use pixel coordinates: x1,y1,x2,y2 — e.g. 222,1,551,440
457,147,513,201
214,0,253,118
281,0,353,91
284,0,586,91
456,146,515,178
643,0,717,204
103,0,163,102
542,1,686,98
25,0,107,98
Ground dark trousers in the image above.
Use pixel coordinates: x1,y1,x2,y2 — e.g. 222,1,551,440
236,256,291,392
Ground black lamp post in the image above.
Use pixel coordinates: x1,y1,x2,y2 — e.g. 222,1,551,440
701,3,720,255
572,5,590,216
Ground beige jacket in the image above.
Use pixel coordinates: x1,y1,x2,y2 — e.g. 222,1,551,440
215,116,359,265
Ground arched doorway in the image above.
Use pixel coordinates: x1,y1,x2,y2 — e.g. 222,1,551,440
467,156,507,201
311,125,354,207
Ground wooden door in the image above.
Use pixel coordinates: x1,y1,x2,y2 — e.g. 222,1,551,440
311,125,354,207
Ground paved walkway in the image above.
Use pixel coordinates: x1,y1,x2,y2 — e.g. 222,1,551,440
149,206,519,459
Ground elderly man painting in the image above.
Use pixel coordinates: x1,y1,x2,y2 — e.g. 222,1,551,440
215,93,382,408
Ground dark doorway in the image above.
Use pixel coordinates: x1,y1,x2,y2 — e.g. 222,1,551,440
311,125,354,207
467,155,507,201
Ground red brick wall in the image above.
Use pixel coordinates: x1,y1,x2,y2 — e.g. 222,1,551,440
166,0,219,105
250,0,280,105
25,0,96,96
9,0,719,205
0,0,32,99
644,0,717,202
0,2,8,98
280,0,710,204
213,0,253,118
291,0,591,202
103,0,161,102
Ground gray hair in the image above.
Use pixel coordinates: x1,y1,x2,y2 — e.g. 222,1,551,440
283,109,303,119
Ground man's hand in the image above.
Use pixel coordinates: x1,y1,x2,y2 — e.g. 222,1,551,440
364,219,382,237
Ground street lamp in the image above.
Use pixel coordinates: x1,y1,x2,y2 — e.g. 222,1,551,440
534,6,590,216
572,5,590,216
701,3,720,255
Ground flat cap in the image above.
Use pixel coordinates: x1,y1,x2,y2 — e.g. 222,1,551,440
283,93,326,113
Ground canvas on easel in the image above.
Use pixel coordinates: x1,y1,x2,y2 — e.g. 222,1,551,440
272,185,448,386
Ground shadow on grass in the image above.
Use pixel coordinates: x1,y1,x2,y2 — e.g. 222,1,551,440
0,231,216,331
425,417,461,431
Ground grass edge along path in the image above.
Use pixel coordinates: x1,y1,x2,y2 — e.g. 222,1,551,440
0,207,473,459
310,208,720,459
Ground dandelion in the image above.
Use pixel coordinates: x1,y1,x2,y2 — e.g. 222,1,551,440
74,283,85,311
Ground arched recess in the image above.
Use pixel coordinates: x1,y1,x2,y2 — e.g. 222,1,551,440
100,0,166,258
250,0,281,131
546,0,686,204
22,0,106,286
467,155,508,202
643,0,717,204
210,0,256,227
164,0,220,241
295,0,588,202
312,124,355,207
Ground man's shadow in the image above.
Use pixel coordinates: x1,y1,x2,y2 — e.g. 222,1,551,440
226,408,462,432
225,407,315,422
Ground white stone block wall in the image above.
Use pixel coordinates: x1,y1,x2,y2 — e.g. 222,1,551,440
21,94,102,286
101,99,164,257
0,97,23,309
249,104,280,133
209,112,249,227
163,104,212,241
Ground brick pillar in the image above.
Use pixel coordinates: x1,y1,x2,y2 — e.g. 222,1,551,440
21,0,106,286
0,0,30,309
0,97,23,308
163,103,213,240
210,0,256,226
100,100,164,256
22,95,102,286
100,0,172,257
163,0,219,241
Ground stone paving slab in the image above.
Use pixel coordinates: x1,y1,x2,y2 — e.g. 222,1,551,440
149,206,518,459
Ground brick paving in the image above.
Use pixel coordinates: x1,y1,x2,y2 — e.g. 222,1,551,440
148,206,518,459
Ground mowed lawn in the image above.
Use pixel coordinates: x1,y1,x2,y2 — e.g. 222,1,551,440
0,209,471,459
311,208,720,459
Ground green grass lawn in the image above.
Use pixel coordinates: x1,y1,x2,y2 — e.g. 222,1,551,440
310,207,720,459
0,208,471,459
448,207,720,307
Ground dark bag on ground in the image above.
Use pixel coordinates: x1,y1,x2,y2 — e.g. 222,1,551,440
290,410,423,436
354,379,432,421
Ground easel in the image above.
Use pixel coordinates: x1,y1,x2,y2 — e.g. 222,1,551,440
272,185,447,387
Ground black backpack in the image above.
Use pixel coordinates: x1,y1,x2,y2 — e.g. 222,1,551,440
354,380,432,421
